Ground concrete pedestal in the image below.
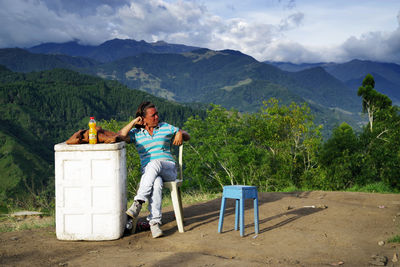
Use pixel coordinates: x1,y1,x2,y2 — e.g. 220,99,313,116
54,142,127,240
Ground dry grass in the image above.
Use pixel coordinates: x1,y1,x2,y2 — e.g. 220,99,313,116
0,214,54,232
1,191,221,233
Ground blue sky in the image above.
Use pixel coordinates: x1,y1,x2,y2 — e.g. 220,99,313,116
1,0,399,63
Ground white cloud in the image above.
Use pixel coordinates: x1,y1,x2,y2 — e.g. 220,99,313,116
339,26,400,63
278,12,304,31
116,0,209,42
263,40,325,63
0,0,399,64
0,0,114,47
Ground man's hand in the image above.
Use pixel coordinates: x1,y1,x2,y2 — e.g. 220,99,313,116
133,116,143,126
173,130,183,146
118,116,143,142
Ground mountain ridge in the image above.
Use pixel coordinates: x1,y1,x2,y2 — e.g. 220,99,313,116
267,59,400,104
4,39,398,131
28,38,200,63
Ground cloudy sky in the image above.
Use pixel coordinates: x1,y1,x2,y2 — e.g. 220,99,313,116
1,0,399,64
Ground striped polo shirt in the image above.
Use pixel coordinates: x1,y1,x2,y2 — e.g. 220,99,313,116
129,122,179,168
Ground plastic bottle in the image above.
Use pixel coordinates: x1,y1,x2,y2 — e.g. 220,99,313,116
88,117,97,144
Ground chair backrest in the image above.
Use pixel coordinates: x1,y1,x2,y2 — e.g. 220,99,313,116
178,144,183,180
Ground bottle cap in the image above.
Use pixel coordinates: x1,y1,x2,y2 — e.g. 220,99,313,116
90,117,94,120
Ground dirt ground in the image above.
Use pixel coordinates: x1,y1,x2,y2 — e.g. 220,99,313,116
1,191,399,267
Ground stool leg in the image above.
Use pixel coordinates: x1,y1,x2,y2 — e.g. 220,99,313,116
240,199,245,237
254,197,259,234
218,197,227,233
234,199,239,231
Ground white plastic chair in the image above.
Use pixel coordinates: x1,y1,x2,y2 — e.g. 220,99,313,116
164,144,184,233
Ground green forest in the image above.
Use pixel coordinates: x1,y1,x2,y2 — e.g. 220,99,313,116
104,74,400,202
0,66,204,211
0,65,399,212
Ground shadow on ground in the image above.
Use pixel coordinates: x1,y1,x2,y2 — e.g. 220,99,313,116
159,191,324,237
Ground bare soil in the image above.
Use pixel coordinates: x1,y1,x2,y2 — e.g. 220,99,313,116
1,191,399,266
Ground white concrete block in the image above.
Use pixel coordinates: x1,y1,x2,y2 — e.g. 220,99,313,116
54,142,127,240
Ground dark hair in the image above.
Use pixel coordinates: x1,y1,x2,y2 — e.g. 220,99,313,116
135,101,156,128
136,101,156,117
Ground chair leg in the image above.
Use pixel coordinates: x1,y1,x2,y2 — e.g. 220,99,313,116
177,187,184,223
240,199,245,237
218,197,227,233
234,199,239,231
254,197,259,234
170,184,184,233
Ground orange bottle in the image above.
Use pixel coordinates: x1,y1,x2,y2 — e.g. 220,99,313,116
88,117,97,144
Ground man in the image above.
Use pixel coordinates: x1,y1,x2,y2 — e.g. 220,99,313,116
118,101,190,238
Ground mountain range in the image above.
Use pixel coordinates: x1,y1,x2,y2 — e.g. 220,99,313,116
28,39,200,63
267,60,400,105
1,38,400,130
26,39,400,107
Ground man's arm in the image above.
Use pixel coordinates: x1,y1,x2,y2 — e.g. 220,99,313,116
118,117,142,142
172,129,190,146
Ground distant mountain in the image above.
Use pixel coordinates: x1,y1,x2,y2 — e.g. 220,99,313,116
28,38,200,63
289,67,356,110
87,48,359,112
264,61,335,72
0,66,204,205
326,60,400,104
0,46,363,134
2,46,359,111
0,48,99,72
268,59,400,105
325,59,400,85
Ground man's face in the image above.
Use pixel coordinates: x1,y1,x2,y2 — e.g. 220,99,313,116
143,107,159,127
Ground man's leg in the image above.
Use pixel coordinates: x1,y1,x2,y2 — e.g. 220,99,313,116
147,161,177,225
148,161,177,238
127,160,177,237
126,160,163,219
159,160,177,183
147,176,163,224
147,176,164,238
134,160,163,202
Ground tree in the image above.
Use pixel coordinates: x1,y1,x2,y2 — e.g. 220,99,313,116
183,100,322,192
319,123,361,189
358,104,400,189
357,74,392,132
356,74,399,190
183,105,248,190
248,99,322,189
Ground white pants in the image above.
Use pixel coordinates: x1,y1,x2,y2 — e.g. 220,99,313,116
134,160,177,225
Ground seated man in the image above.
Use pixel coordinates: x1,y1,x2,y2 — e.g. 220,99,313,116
118,101,190,238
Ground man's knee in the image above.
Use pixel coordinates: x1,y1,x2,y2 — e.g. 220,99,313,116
144,160,162,174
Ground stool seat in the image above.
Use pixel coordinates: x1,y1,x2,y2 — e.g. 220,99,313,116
218,185,259,237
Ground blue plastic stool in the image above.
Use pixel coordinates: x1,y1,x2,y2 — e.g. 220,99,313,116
218,185,259,237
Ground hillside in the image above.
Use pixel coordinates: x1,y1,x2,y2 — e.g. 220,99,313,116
88,48,363,131
269,59,400,105
28,38,200,63
0,45,364,133
25,39,400,109
0,66,205,205
326,59,400,104
86,48,361,113
289,67,356,110
25,40,364,114
0,48,99,72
